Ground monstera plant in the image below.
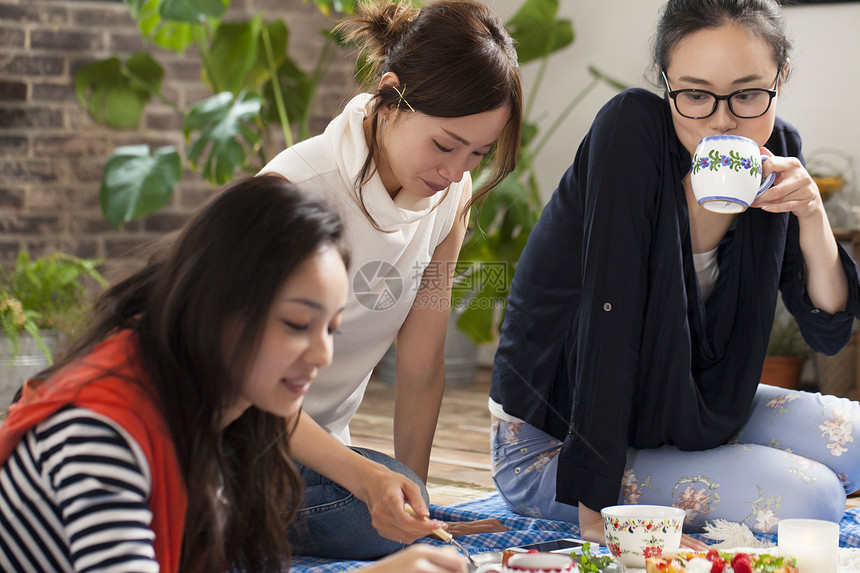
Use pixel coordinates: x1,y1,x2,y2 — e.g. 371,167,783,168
75,0,353,228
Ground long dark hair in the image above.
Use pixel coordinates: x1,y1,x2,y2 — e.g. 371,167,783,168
653,0,793,76
337,0,523,226
42,176,349,572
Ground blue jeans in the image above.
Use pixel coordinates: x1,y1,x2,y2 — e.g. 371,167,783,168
289,447,429,559
492,385,860,534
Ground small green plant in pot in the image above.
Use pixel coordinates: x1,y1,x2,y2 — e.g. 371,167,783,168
762,305,809,389
766,315,808,358
0,251,108,364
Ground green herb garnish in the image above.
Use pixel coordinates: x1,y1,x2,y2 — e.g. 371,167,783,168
572,542,613,573
752,553,797,572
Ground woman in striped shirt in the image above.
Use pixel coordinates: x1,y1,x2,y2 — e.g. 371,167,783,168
0,176,466,572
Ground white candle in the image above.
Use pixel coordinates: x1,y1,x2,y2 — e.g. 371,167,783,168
777,518,838,573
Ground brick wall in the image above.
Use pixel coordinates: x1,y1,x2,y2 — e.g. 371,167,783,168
0,0,355,268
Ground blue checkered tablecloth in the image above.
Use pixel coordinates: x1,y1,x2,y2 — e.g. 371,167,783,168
288,493,582,572
286,493,860,572
840,505,860,547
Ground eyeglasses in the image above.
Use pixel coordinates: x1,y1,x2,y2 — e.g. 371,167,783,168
661,71,780,119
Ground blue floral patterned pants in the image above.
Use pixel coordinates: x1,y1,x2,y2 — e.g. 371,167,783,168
491,384,860,534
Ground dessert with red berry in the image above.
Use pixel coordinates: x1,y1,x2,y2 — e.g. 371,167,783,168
645,548,797,573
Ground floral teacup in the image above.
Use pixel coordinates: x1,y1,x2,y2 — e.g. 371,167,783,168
690,134,775,214
601,504,685,568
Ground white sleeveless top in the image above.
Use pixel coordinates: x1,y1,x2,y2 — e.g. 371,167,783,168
693,246,719,300
260,94,470,443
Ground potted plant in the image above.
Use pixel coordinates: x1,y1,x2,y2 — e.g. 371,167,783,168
0,251,107,409
452,0,627,347
806,148,855,203
761,304,809,390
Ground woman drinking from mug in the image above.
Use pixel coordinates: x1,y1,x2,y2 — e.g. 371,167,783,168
0,176,467,573
489,0,860,546
259,0,522,559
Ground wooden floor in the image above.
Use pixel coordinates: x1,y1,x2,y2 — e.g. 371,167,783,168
352,368,860,510
351,368,496,506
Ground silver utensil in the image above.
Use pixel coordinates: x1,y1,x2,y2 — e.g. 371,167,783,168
403,503,478,568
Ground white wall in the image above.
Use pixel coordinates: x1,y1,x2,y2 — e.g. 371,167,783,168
485,0,860,209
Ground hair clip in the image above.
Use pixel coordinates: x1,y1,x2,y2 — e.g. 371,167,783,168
392,84,416,113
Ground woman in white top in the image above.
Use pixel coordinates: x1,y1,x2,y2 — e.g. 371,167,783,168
259,0,523,559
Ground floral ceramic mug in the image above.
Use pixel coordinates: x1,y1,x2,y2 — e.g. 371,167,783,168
690,134,776,214
601,504,685,569
474,552,575,573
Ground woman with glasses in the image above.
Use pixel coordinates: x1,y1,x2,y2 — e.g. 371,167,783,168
489,0,860,546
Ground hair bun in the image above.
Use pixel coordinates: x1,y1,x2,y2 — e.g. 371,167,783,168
367,1,418,53
336,0,419,73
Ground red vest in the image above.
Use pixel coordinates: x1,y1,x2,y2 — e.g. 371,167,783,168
0,329,187,572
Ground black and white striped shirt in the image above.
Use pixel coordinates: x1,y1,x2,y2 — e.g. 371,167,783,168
0,406,159,572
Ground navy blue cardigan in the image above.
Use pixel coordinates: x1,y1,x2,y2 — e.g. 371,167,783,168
490,88,860,512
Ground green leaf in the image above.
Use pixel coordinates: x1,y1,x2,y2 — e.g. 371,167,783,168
204,18,288,94
261,57,312,130
506,0,574,64
455,275,511,345
471,171,539,240
160,0,226,23
154,21,196,51
135,0,196,51
125,51,165,93
307,0,355,18
205,17,262,93
100,144,182,227
587,65,629,92
456,306,494,345
185,91,263,185
75,53,164,129
352,50,377,90
573,542,613,573
246,20,288,88
126,0,149,19
520,120,539,149
451,235,520,345
22,318,51,364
